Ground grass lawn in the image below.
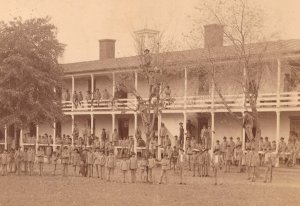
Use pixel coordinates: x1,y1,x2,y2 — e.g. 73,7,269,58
0,164,300,206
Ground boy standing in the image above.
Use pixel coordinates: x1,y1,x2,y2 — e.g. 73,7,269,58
1,150,8,176
120,155,129,183
27,147,35,176
264,147,276,183
106,151,115,181
129,153,138,183
148,154,156,183
61,146,70,177
177,148,186,184
159,155,169,184
211,148,223,185
191,149,199,177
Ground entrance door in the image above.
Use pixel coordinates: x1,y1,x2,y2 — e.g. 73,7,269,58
198,117,209,142
118,118,129,139
290,118,300,142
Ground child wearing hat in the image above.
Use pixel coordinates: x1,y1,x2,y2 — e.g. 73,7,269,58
27,147,35,176
198,149,204,177
177,148,186,184
120,155,129,183
52,150,60,176
1,150,9,176
129,153,138,183
73,148,81,176
211,148,223,185
61,146,70,177
106,151,115,181
99,150,106,179
94,148,101,178
249,145,260,182
36,147,45,176
87,148,94,177
191,149,199,177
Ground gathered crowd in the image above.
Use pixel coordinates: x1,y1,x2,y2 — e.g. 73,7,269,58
1,120,300,186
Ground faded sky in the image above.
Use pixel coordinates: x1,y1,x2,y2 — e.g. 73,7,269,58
0,0,299,63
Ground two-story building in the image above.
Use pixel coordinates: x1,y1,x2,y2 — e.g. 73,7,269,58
1,24,300,155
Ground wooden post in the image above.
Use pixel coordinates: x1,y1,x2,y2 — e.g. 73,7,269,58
277,58,281,107
91,74,94,110
135,71,138,90
242,112,246,151
184,67,187,109
210,112,215,157
276,111,280,153
134,113,137,153
20,128,23,149
72,75,75,111
112,72,116,97
157,113,162,160
183,112,187,150
4,125,7,150
53,122,56,149
91,114,94,135
71,115,75,146
36,125,39,153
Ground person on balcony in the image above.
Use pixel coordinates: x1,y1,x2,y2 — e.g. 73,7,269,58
64,89,71,101
94,89,101,107
86,90,92,106
73,91,79,109
78,91,83,107
102,89,110,107
142,49,152,67
243,111,254,142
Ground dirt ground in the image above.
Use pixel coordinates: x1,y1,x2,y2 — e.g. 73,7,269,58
0,164,300,206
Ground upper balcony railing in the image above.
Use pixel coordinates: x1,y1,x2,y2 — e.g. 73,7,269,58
62,92,300,113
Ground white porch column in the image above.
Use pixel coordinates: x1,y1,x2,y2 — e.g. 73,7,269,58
242,112,246,151
277,58,281,107
134,71,138,90
134,113,138,153
91,114,94,135
53,122,56,151
184,67,187,109
157,113,162,160
276,111,280,153
4,125,7,150
71,115,75,146
183,112,187,150
72,75,75,110
36,125,39,152
112,72,116,97
211,112,215,157
20,128,23,149
91,74,94,110
112,113,115,133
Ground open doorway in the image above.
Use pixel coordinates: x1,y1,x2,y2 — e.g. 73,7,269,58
197,116,209,143
118,118,129,139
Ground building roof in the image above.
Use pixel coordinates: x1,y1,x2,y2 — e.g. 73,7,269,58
62,39,300,75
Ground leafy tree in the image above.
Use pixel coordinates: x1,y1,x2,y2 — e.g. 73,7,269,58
0,17,65,130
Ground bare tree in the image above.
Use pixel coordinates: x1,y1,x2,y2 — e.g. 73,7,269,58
115,31,178,157
188,0,275,146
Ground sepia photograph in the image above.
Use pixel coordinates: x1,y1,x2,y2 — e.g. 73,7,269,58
0,0,300,205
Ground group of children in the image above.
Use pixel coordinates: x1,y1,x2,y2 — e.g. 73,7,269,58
0,137,280,186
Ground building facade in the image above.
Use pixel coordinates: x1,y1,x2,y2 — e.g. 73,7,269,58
1,25,300,157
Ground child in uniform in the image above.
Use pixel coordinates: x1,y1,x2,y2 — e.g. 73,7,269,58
203,149,210,177
211,148,223,185
249,146,260,182
264,147,276,183
1,150,8,176
120,155,129,183
61,146,70,177
191,149,199,177
94,147,101,178
14,148,23,176
140,155,148,182
159,155,169,184
177,148,186,184
99,150,106,179
23,148,29,175
106,151,115,181
87,148,94,177
36,147,45,176
52,150,60,176
148,154,156,183
129,153,138,183
27,147,35,176
198,149,204,177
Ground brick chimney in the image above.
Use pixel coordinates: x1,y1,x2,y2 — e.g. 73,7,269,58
99,39,116,60
204,24,224,48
